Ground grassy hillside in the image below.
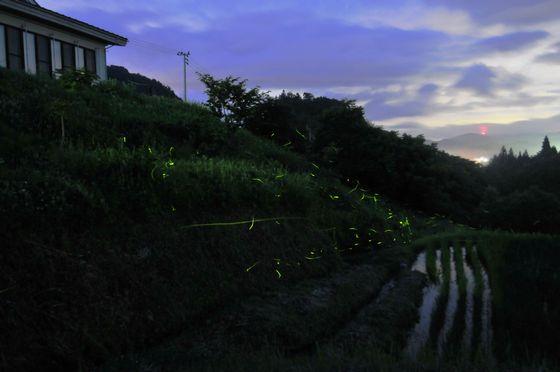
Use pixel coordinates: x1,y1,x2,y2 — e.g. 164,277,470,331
0,70,421,370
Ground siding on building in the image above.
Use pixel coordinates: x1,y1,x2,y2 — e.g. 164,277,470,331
0,24,5,68
0,10,110,79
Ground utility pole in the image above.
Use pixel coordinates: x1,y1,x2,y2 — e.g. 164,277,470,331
177,51,190,102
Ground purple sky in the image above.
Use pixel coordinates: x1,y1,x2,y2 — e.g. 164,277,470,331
40,0,560,140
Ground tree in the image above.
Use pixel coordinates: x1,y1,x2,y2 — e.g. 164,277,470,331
198,73,268,127
539,136,555,157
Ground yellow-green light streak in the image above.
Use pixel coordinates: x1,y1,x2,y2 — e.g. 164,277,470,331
181,217,306,229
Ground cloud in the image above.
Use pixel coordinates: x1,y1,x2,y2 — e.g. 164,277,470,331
536,52,560,64
455,64,497,95
364,83,440,121
387,122,424,130
454,64,527,96
113,10,451,90
473,31,549,54
424,0,560,26
346,5,478,36
388,112,560,140
536,42,560,64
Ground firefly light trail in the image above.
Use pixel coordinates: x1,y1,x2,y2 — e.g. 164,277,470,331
182,217,307,229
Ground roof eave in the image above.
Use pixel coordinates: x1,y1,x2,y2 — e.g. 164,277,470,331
0,0,128,46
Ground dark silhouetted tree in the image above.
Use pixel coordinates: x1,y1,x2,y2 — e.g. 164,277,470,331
198,73,268,127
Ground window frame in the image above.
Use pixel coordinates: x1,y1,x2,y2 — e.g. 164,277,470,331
4,25,24,71
60,41,76,71
83,47,96,74
34,33,52,76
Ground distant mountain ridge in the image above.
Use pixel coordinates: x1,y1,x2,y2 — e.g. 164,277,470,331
107,65,179,99
435,132,560,160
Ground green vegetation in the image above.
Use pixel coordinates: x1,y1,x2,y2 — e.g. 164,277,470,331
197,75,486,224
2,69,560,371
482,140,560,233
0,69,418,370
477,234,560,364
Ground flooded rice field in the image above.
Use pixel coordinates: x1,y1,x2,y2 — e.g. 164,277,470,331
406,244,492,360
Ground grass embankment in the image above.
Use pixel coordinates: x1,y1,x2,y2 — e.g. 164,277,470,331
0,70,417,370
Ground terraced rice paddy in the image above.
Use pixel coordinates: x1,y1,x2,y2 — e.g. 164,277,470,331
406,243,493,362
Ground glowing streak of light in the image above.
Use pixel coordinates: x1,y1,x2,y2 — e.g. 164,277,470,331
245,261,260,272
276,269,282,279
0,286,15,295
181,217,306,229
349,181,360,194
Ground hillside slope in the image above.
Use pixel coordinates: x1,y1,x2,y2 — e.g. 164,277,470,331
107,65,179,99
0,70,423,370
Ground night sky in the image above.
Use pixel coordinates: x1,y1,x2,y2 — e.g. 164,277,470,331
40,0,560,139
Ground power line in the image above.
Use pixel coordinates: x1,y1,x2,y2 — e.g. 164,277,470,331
117,37,215,100
128,38,208,69
128,38,177,54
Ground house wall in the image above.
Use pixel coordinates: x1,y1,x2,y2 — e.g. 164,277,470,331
0,9,108,79
0,25,6,68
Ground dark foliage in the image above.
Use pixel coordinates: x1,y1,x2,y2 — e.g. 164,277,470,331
107,65,179,99
0,69,416,370
482,137,560,233
244,90,486,223
198,73,268,127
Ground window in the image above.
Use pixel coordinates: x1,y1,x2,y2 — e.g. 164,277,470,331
5,26,24,71
84,48,96,74
61,42,75,71
35,34,51,76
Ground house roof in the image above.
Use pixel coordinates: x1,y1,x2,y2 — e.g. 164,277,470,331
0,0,128,46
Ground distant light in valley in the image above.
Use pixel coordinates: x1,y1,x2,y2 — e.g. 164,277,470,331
474,156,489,165
479,126,489,136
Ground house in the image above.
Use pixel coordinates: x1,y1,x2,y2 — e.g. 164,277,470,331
0,0,127,80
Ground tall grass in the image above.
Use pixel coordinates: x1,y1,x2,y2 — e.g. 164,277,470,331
0,69,417,370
